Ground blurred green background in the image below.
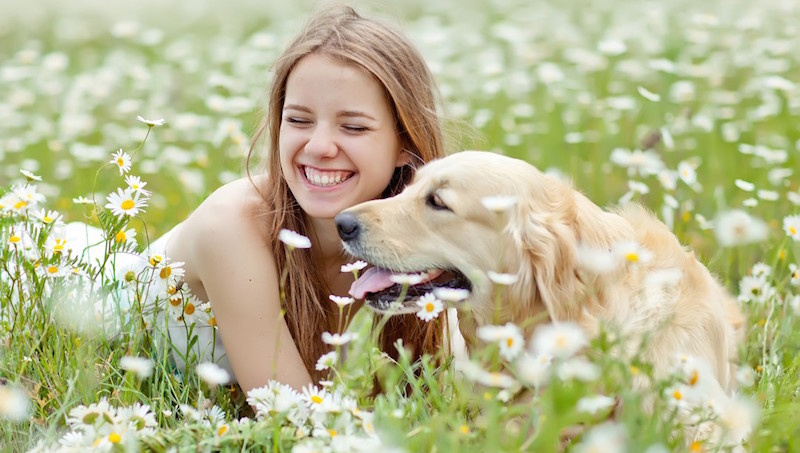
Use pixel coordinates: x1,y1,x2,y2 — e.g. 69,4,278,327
1,0,798,262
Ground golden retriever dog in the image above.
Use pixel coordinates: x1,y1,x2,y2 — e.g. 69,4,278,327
336,151,745,438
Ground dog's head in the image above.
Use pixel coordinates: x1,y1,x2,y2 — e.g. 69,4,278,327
335,151,617,326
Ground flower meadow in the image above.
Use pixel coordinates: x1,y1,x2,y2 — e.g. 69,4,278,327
2,0,800,451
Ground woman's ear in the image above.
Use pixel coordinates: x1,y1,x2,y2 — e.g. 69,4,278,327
395,149,412,167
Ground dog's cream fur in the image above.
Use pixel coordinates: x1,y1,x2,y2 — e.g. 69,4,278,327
340,151,744,399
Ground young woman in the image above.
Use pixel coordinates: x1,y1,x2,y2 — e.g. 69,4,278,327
157,5,449,394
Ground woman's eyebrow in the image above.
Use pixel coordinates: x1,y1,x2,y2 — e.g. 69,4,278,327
282,104,377,121
283,104,311,112
337,110,377,121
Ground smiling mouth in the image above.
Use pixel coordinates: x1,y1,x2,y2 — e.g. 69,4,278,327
349,267,472,312
302,166,354,187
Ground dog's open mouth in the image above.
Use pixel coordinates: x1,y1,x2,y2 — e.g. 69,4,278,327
348,267,471,313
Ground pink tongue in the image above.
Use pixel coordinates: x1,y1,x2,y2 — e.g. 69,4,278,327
349,267,444,299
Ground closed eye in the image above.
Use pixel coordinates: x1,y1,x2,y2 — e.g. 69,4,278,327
426,192,451,212
343,125,369,133
285,117,311,126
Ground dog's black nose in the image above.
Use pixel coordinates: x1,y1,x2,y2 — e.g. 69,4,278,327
335,212,361,241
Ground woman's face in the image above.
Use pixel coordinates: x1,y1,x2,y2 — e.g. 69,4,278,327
279,53,407,220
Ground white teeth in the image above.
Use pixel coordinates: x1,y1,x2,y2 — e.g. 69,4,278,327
304,167,352,187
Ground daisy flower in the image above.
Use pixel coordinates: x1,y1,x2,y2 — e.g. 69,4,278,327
415,292,444,322
119,356,155,379
783,214,800,241
136,115,166,127
0,385,30,422
734,179,755,192
32,209,62,225
72,196,93,204
42,263,68,278
315,351,338,371
481,195,518,212
113,228,137,246
790,264,800,286
576,394,616,415
477,323,524,361
329,295,355,308
487,271,518,285
531,322,587,359
612,241,653,265
677,160,697,186
637,86,661,102
515,351,553,387
557,357,601,381
196,362,230,386
45,236,68,256
124,175,151,196
433,287,471,302
576,244,619,274
573,422,627,453
713,209,768,247
300,385,332,410
321,332,357,346
105,188,148,218
389,272,428,285
609,148,665,177
340,260,367,273
110,149,132,175
20,169,42,182
278,229,311,249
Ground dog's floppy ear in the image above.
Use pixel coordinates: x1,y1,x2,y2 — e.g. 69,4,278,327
506,178,585,322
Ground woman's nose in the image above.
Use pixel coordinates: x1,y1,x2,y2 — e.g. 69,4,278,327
304,126,338,158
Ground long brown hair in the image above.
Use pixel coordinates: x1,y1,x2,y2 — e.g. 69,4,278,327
247,5,447,382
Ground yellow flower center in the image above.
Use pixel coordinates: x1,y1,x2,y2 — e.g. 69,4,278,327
53,239,65,252
184,302,195,315
209,317,217,327
327,429,337,437
790,226,798,235
555,336,566,348
425,302,435,313
117,157,125,167
778,249,787,260
506,338,514,348
121,199,135,210
630,365,640,375
47,266,59,274
149,255,162,266
170,297,182,307
43,216,53,223
14,200,28,209
160,267,172,279
459,425,470,434
673,390,683,400
311,395,323,404
9,235,21,244
690,441,703,452
108,432,121,443
115,230,127,242
92,438,103,447
217,425,228,436
689,370,699,386
125,271,136,282
625,252,639,262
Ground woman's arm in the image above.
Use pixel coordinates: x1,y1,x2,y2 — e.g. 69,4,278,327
180,192,313,394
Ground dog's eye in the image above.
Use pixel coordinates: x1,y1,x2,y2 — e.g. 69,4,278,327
426,192,450,211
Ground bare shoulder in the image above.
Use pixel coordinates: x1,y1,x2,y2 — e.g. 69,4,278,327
183,176,268,248
165,175,274,294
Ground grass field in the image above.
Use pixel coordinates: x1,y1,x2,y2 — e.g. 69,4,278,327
1,0,800,451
